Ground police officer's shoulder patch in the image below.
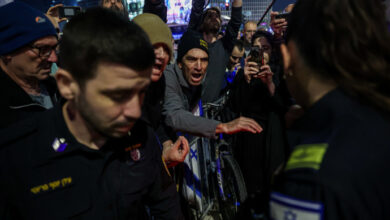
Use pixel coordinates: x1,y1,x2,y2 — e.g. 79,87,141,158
285,143,328,171
270,192,324,220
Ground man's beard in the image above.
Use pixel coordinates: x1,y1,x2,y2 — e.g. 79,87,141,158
76,94,112,139
110,5,125,17
76,94,136,139
202,19,220,35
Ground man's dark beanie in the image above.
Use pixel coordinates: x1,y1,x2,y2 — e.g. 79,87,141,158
0,1,57,56
177,30,209,62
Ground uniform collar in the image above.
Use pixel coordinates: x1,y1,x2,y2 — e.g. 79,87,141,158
34,103,101,164
291,88,346,129
287,88,350,147
32,102,149,166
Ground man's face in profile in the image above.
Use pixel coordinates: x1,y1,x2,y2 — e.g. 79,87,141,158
74,62,151,138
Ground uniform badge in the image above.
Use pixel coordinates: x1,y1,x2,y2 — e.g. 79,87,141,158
52,138,67,152
130,149,141,161
125,143,142,162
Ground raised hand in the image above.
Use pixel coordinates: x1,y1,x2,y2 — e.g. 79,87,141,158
215,117,263,135
46,4,68,23
270,11,288,39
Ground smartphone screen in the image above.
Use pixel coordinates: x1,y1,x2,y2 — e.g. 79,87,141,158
64,8,75,16
59,6,81,18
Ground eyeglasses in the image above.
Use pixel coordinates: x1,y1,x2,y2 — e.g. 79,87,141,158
29,44,58,58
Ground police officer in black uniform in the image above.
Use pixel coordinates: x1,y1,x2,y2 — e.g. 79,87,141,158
268,0,390,219
0,7,183,220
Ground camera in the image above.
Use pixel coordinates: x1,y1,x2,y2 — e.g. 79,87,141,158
275,12,289,20
58,6,81,19
248,47,264,67
275,12,290,24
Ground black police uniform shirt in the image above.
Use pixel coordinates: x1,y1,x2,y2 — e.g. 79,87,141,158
270,89,390,220
0,103,183,220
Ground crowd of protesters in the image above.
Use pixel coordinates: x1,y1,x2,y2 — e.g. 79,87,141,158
1,0,390,219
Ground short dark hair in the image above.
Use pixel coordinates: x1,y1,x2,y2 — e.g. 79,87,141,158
59,7,154,85
251,30,273,48
233,39,244,52
287,0,390,113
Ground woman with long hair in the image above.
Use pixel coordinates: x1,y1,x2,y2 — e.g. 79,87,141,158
270,0,390,219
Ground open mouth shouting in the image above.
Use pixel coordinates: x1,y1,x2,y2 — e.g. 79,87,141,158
190,72,204,84
151,61,165,82
151,49,170,82
153,63,163,72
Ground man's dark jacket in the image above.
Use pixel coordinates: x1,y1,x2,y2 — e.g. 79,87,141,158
0,67,60,130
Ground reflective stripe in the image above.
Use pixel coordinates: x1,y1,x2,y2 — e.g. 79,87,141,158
285,143,328,171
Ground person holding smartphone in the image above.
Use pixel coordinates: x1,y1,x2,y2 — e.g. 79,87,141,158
243,31,275,95
270,4,294,41
227,29,289,201
244,47,274,95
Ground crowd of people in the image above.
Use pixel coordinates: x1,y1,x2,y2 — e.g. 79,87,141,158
0,0,390,219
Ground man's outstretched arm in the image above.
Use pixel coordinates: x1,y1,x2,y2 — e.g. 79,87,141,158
222,0,243,53
188,0,206,30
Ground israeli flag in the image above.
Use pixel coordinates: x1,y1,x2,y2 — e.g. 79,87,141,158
270,192,324,220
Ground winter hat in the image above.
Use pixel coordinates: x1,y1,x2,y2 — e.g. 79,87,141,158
0,1,57,56
133,13,173,60
177,30,209,62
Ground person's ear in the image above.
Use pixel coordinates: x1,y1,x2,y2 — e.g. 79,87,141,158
1,55,12,65
280,43,291,73
178,61,182,69
55,68,80,100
